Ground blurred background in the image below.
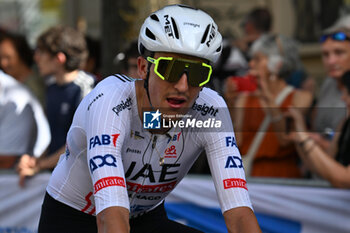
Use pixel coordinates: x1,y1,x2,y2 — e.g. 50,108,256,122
0,0,348,85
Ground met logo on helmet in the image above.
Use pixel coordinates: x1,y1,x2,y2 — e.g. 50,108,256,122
164,15,174,38
206,24,216,47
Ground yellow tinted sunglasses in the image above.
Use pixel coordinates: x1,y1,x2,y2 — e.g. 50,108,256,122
147,56,212,87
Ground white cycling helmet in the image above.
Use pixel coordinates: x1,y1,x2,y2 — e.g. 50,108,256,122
138,4,222,63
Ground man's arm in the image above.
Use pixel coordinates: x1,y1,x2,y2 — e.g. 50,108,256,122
223,207,261,233
37,145,66,170
96,206,130,233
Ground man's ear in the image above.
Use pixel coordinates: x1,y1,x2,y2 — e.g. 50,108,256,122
56,52,67,65
137,56,148,80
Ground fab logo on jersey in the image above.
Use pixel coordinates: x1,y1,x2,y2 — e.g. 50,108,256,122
225,136,237,148
89,134,120,150
167,132,181,143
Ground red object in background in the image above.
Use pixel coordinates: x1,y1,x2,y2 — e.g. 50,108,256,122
229,75,257,92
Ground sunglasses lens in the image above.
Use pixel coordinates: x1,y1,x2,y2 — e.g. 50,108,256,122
188,63,211,86
152,57,212,86
157,59,173,79
334,32,346,40
167,60,187,82
320,35,328,43
320,32,349,43
170,60,211,86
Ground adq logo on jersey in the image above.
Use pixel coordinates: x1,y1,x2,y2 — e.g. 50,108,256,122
143,110,161,129
89,154,117,173
225,156,244,169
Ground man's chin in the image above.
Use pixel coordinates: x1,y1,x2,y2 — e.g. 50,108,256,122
39,71,50,77
329,71,343,79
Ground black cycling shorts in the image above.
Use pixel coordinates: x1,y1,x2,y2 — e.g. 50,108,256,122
38,192,203,233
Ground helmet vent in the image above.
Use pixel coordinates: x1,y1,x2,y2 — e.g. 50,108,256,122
150,14,159,22
201,24,210,44
171,17,179,39
216,45,222,52
146,28,156,40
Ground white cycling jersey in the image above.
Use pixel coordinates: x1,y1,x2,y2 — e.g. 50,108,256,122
47,74,252,217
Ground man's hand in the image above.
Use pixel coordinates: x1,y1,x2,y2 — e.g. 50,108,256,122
224,207,261,233
16,154,39,187
97,206,130,233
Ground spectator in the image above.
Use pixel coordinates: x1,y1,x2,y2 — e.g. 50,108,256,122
84,36,102,81
212,8,271,95
226,34,313,177
233,7,311,91
222,7,272,106
287,70,350,188
0,32,46,106
234,7,272,59
17,26,95,185
309,15,350,152
122,40,139,78
114,40,139,79
0,70,50,169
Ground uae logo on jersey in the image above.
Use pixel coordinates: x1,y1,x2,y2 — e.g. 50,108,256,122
143,110,161,129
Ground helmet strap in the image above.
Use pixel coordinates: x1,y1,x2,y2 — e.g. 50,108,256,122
144,51,155,110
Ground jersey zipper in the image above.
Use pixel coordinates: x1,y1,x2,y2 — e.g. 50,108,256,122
152,135,157,149
153,135,165,166
129,134,158,210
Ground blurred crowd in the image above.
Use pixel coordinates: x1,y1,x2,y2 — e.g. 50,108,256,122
1,7,350,189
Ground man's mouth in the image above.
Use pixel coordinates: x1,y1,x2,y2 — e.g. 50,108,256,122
329,66,340,72
166,97,186,108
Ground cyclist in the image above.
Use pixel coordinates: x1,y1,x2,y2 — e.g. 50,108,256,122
38,4,261,233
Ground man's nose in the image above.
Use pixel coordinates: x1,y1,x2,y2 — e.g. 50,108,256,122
327,53,338,65
174,72,190,92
